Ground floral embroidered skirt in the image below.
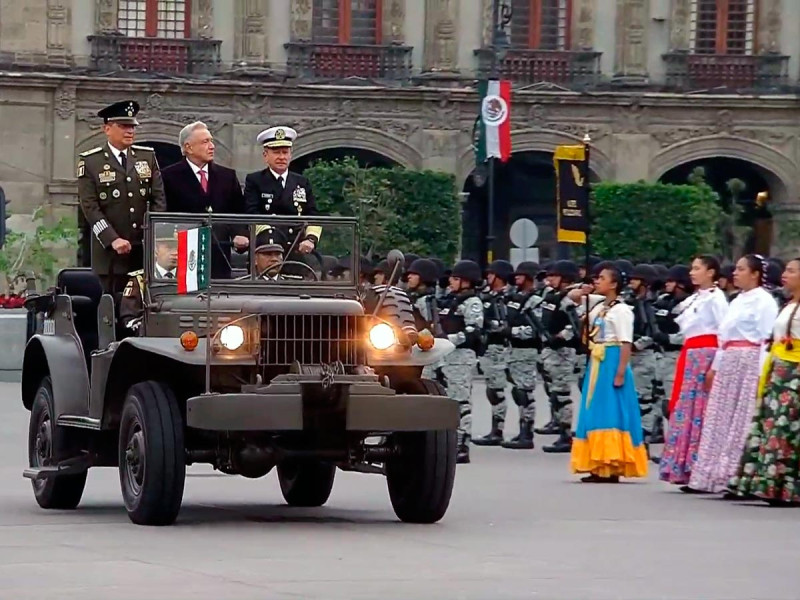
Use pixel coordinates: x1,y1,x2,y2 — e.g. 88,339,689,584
688,346,760,493
729,356,800,503
571,345,648,478
659,346,717,485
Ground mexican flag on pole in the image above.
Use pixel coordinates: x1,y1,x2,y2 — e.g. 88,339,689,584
176,226,211,294
476,79,512,163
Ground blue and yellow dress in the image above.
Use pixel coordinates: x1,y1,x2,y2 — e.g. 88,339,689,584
571,299,649,478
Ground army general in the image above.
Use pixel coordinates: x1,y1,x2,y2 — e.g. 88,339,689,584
77,100,166,295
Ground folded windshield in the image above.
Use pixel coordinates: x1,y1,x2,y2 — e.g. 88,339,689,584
147,213,358,286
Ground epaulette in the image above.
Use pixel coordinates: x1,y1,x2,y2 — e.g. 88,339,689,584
128,269,144,277
79,147,103,157
131,144,154,152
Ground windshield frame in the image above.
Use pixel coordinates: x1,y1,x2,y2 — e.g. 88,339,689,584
144,211,360,296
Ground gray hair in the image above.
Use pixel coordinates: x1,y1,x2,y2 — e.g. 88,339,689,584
178,121,209,155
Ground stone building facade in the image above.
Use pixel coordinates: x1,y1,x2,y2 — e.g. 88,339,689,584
1,0,799,261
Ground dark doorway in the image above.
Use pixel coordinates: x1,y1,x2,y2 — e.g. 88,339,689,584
292,148,398,174
659,157,773,257
142,141,183,170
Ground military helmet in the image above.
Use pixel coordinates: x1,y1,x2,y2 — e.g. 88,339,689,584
514,261,540,280
428,257,446,278
407,258,438,286
630,263,657,284
592,260,616,278
487,259,515,283
765,259,783,288
451,259,483,285
667,264,691,288
403,253,420,272
373,259,390,274
548,260,579,282
719,263,734,281
614,259,635,277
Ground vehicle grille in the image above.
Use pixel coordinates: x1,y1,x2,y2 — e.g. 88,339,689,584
260,314,365,367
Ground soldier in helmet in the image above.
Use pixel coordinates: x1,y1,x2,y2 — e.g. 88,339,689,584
627,263,663,447
438,259,485,464
498,261,542,450
539,260,582,453
473,260,514,446
405,258,440,333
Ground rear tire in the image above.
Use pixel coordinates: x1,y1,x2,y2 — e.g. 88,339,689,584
386,379,457,523
277,461,336,507
28,376,87,510
118,381,185,526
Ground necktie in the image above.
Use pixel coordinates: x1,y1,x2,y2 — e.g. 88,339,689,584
199,169,208,193
277,174,284,188
120,151,127,171
165,271,174,279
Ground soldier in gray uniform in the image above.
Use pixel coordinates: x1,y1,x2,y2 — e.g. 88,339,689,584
501,261,542,450
474,260,513,446
405,258,440,381
438,260,484,464
77,100,166,295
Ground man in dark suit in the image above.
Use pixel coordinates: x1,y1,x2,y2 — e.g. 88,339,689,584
161,121,248,279
243,126,321,255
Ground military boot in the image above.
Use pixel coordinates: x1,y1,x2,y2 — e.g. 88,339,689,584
535,419,560,435
542,427,572,453
472,417,504,446
456,444,471,464
501,420,534,450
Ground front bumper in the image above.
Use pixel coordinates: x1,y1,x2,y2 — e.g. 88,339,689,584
186,374,458,432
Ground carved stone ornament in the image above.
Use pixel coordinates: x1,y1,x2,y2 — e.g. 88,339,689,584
235,0,269,63
613,99,648,134
421,94,460,129
614,0,648,76
192,0,214,39
527,103,548,128
234,93,273,123
571,0,596,50
758,0,781,53
47,0,70,52
55,84,77,120
383,0,406,43
424,0,459,71
95,0,119,34
670,0,691,51
290,0,313,42
481,0,493,47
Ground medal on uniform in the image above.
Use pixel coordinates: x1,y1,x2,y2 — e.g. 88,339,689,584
99,170,116,184
99,192,107,200
77,161,85,177
140,188,146,196
134,160,151,179
293,187,307,203
112,189,120,198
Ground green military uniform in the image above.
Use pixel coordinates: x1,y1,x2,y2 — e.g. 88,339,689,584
77,100,166,295
119,269,146,332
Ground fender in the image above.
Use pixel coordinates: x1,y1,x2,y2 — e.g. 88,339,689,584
21,334,89,418
368,338,454,367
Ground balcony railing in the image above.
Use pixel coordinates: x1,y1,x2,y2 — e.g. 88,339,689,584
284,42,413,81
663,52,789,91
475,48,602,87
88,34,221,76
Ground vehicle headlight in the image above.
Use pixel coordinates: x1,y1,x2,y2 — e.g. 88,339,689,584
219,325,245,351
368,323,396,350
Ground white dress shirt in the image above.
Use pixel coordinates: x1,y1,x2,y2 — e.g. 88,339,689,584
773,302,800,340
108,142,128,167
269,168,287,187
155,263,176,279
675,287,729,340
187,159,209,185
713,286,778,370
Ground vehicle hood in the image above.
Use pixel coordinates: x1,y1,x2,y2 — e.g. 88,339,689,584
156,294,365,316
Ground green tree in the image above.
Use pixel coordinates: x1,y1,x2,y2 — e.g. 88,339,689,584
591,181,722,264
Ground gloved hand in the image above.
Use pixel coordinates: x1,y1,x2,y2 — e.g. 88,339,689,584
125,317,142,332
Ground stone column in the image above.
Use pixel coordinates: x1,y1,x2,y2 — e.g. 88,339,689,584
94,0,119,33
290,0,313,42
614,0,649,77
234,0,269,63
423,0,459,72
383,0,406,43
46,0,71,65
571,0,596,50
669,0,691,51
50,83,79,221
757,0,782,53
480,0,492,47
191,0,214,39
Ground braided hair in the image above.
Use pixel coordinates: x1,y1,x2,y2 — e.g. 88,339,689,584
742,254,768,287
783,258,800,350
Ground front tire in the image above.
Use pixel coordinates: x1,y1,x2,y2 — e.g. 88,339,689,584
118,381,185,526
386,379,457,523
277,461,336,507
28,376,87,509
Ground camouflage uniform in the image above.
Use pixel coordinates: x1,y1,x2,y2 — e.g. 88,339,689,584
629,292,661,441
653,290,687,413
475,285,511,441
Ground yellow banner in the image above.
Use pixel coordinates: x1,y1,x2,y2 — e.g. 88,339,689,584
554,144,588,244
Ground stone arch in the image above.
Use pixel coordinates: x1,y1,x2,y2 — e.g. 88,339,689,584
456,128,614,190
292,126,424,170
650,135,797,205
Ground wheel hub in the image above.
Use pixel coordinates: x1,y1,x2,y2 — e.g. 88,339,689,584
34,417,52,466
124,427,145,492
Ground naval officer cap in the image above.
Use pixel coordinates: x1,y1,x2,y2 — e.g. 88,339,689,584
98,100,140,126
257,126,297,149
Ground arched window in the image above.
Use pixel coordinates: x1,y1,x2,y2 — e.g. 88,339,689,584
509,0,571,50
117,0,190,39
693,0,756,55
312,0,382,45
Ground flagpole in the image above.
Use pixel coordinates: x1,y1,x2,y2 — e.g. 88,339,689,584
205,210,213,395
583,133,592,348
487,156,495,264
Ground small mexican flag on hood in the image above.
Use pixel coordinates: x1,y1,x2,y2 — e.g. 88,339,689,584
176,226,210,294
476,79,512,163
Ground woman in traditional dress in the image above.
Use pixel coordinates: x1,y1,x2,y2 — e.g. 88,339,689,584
569,265,648,482
659,255,728,486
729,258,800,505
685,254,779,494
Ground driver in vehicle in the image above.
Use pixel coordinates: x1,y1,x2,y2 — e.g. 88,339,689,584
253,226,304,281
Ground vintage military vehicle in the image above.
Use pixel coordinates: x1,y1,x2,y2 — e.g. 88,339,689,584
21,213,457,526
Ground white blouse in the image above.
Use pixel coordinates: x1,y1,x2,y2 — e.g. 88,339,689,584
772,301,800,340
589,301,633,344
713,286,778,370
675,287,729,339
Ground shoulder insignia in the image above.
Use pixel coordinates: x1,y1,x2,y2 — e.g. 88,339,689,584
128,269,144,277
131,145,154,152
76,160,85,178
79,147,103,157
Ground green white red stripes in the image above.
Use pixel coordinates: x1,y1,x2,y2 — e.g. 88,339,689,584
176,226,210,294
477,79,512,162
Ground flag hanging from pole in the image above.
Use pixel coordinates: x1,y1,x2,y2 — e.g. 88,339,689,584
477,79,512,163
554,145,589,244
176,226,211,294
